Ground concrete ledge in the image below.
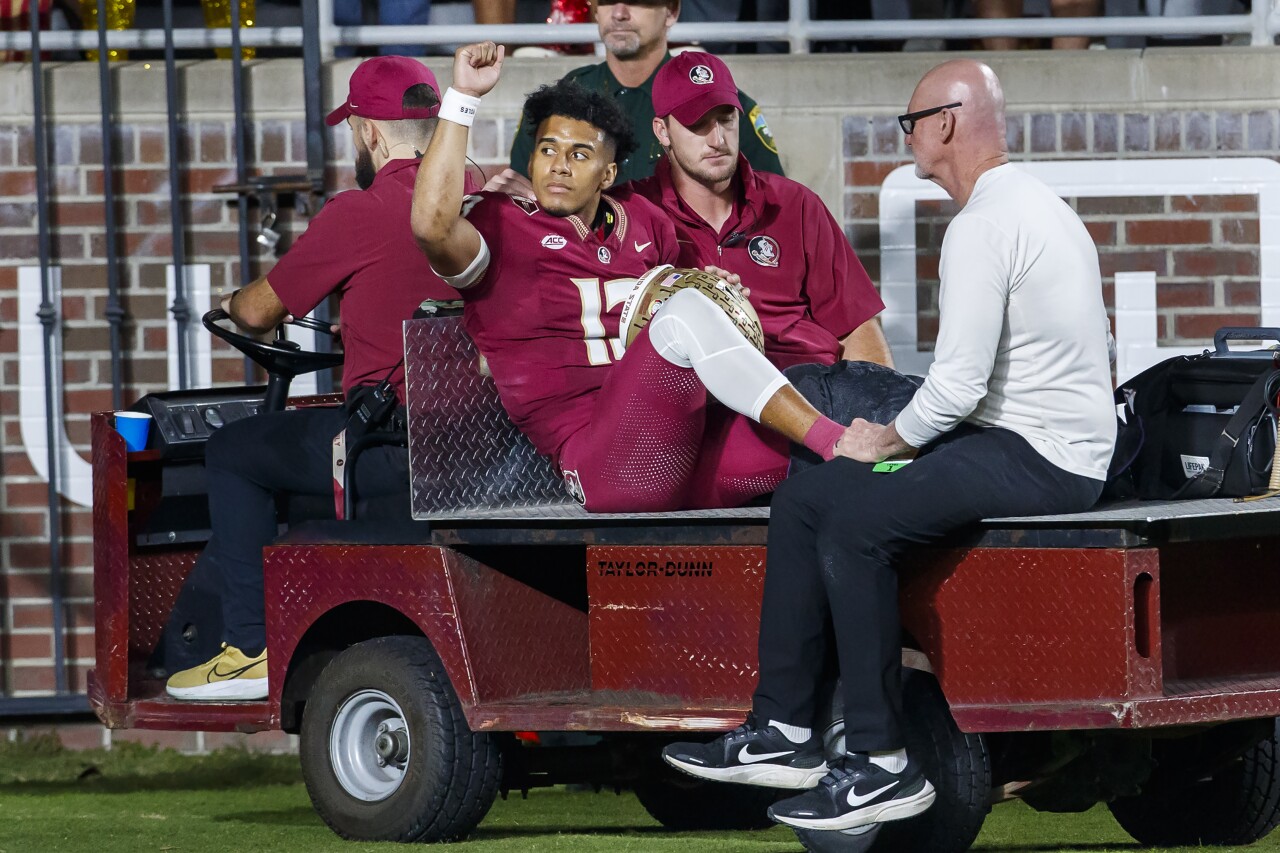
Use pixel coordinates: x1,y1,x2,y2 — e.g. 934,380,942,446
4,48,1279,120
1,48,1277,216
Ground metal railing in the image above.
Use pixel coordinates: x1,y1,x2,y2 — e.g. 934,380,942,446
1,0,1277,55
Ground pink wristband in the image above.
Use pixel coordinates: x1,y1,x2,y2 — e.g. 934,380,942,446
802,416,844,462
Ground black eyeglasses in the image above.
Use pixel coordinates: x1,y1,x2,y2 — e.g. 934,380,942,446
897,102,962,135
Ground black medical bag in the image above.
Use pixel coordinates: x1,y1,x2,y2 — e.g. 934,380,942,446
1110,327,1280,500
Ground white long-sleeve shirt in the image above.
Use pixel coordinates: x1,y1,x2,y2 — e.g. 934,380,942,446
895,164,1116,480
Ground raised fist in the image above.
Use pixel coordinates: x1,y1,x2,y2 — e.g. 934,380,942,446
452,42,505,99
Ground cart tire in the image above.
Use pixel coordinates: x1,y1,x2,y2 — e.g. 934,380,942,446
299,636,502,842
633,748,782,830
1108,718,1280,847
815,669,991,853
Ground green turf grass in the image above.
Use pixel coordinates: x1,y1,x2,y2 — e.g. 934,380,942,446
1,736,1277,853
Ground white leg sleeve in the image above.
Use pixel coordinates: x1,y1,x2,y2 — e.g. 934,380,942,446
647,288,789,422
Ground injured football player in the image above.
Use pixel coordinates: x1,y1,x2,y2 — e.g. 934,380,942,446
411,42,849,512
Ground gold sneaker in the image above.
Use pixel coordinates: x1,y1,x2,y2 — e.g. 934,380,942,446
165,643,268,701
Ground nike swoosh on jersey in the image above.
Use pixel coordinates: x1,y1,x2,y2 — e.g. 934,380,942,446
634,241,652,252
846,781,898,808
738,746,794,764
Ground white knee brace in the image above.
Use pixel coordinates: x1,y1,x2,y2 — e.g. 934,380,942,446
647,288,788,421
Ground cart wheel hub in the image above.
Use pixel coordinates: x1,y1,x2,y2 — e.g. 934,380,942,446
329,689,411,802
375,729,409,763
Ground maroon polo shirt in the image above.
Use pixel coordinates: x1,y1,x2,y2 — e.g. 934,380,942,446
267,158,465,401
620,155,883,371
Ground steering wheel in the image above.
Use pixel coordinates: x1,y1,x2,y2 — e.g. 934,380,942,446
203,308,345,412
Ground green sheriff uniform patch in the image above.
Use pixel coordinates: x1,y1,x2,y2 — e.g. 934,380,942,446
748,104,778,154
509,53,784,184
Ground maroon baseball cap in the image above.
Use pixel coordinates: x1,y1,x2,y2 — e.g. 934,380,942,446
652,51,743,126
325,56,441,126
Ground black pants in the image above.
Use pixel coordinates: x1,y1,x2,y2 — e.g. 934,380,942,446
751,425,1103,753
201,405,410,653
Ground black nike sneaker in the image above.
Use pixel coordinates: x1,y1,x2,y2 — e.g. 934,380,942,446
767,752,936,831
661,716,829,789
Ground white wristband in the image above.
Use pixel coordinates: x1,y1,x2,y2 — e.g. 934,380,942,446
439,88,481,128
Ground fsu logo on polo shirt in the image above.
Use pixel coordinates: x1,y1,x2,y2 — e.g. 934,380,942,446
598,246,612,264
689,65,714,85
748,235,780,267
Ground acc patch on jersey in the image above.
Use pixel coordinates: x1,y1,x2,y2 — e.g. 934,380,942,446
748,235,780,267
747,105,778,154
542,234,567,250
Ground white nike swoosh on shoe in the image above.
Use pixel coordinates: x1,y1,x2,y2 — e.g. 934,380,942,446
846,781,898,807
739,746,794,764
634,241,652,252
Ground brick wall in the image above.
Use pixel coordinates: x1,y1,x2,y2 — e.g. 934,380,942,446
843,107,1276,351
0,53,1275,748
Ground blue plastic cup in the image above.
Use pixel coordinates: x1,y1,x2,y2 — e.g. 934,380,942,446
114,411,153,452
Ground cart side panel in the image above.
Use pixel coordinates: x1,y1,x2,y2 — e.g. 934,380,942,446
1158,537,1280,684
588,546,765,700
900,547,1161,707
265,545,590,717
92,413,132,704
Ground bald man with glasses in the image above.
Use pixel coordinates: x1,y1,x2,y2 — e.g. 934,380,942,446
660,60,1115,833
897,101,962,136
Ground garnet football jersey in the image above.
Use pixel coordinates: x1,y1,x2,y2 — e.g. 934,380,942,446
456,191,679,462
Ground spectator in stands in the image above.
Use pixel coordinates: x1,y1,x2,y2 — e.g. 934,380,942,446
334,0,431,56
619,51,893,369
678,0,744,52
1,0,53,62
974,0,1099,50
681,0,742,21
507,0,783,184
77,0,134,60
662,59,1114,832
164,57,461,701
474,0,516,24
333,0,515,56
